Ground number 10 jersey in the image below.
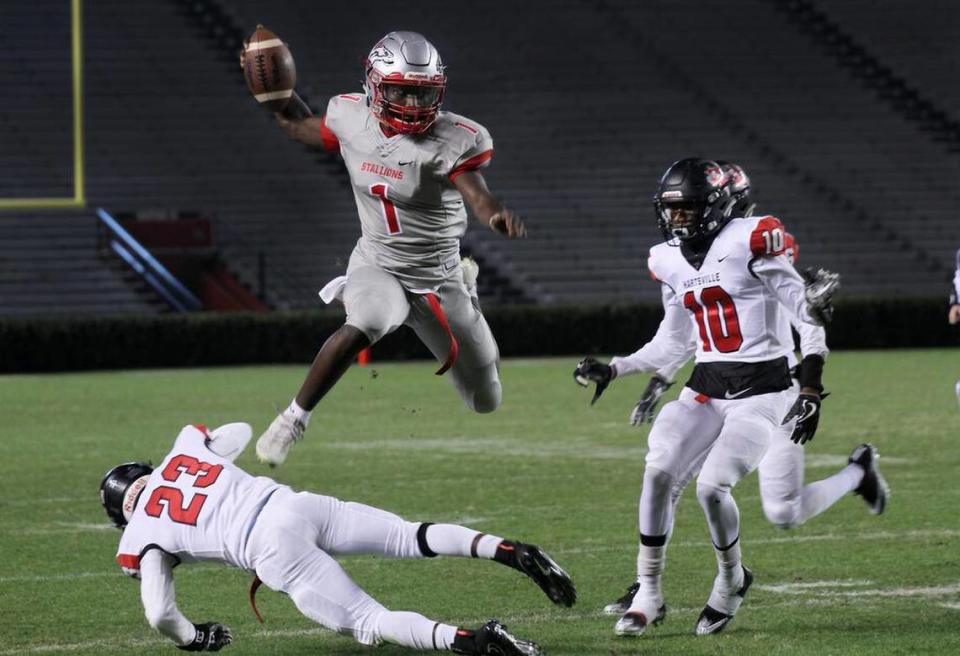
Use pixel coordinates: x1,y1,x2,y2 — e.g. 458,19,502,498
646,216,820,365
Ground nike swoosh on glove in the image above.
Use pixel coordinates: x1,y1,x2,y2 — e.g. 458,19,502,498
781,393,822,445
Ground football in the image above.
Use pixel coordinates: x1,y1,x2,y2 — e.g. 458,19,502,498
242,25,296,111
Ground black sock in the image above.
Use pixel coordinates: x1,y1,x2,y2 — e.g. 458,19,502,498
493,540,519,570
451,628,477,655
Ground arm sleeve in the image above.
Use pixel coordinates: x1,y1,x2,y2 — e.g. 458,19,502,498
139,549,195,647
610,284,694,379
793,320,829,359
752,254,822,326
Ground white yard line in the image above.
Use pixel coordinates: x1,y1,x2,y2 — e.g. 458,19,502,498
0,628,332,656
554,528,960,554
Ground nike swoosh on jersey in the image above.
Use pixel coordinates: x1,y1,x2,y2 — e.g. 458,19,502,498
723,388,752,399
398,160,414,166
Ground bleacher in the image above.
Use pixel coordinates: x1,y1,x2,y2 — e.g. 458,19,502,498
1,0,955,317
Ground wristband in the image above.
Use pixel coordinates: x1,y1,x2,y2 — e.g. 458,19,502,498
797,354,825,393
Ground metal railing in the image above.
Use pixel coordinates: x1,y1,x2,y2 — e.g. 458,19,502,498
96,207,202,312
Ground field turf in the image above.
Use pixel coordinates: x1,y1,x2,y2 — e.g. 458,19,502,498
1,350,958,655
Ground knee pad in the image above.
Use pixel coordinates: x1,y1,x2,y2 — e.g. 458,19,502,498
696,480,731,508
469,379,501,413
762,498,801,530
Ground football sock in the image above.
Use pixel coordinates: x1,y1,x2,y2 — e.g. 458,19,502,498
635,535,666,604
707,537,744,613
451,627,478,653
423,524,502,559
797,463,864,524
285,400,311,427
374,611,456,651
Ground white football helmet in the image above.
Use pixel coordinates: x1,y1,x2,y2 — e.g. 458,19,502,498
364,31,446,134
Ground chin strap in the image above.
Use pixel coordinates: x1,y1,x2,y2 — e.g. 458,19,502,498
249,575,265,624
424,292,459,375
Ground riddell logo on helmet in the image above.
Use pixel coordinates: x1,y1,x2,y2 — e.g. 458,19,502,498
123,477,149,517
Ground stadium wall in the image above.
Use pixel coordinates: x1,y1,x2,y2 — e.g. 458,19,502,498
1,299,954,373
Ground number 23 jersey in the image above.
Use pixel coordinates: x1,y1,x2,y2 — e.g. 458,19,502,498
116,425,283,576
647,216,819,365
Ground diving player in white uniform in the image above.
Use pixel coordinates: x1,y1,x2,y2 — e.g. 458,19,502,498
100,423,575,655
598,163,888,618
250,31,526,466
575,158,841,638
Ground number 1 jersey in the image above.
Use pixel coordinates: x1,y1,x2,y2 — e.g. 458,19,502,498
323,93,494,288
115,425,284,577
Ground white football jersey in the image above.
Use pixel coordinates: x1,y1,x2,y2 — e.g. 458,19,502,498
647,216,818,365
115,425,283,576
323,94,493,288
953,248,960,300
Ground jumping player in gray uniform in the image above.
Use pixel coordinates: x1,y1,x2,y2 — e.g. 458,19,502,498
251,31,526,465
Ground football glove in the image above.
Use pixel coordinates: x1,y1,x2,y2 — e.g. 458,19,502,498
178,623,233,652
574,357,613,405
630,375,673,425
781,393,823,445
802,268,840,324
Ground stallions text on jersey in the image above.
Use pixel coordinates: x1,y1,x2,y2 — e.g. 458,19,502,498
321,94,493,284
647,216,818,365
115,425,283,577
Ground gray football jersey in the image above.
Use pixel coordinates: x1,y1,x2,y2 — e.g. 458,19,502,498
325,93,493,289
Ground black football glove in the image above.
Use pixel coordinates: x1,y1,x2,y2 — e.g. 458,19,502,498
574,357,613,405
802,268,840,324
178,623,233,652
630,375,673,425
781,393,823,445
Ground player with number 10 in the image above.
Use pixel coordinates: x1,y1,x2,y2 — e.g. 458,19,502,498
574,158,840,638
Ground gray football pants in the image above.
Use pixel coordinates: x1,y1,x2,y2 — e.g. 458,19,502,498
342,264,501,413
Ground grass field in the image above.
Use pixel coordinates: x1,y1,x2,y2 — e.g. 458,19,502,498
1,350,958,655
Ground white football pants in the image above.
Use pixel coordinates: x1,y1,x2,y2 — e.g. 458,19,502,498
246,489,450,649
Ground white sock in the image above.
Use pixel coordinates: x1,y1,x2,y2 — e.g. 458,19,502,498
797,463,864,523
635,543,665,604
375,611,457,650
424,524,503,559
707,539,744,613
285,400,311,427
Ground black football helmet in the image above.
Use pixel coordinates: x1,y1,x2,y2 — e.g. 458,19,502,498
100,462,153,527
716,160,756,218
653,158,734,243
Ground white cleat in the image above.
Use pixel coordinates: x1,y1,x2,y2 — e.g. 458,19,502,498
255,414,305,466
614,600,666,637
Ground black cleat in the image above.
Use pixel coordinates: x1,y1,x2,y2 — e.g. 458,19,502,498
466,620,543,656
603,581,640,615
849,443,890,515
496,541,577,607
695,566,753,636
